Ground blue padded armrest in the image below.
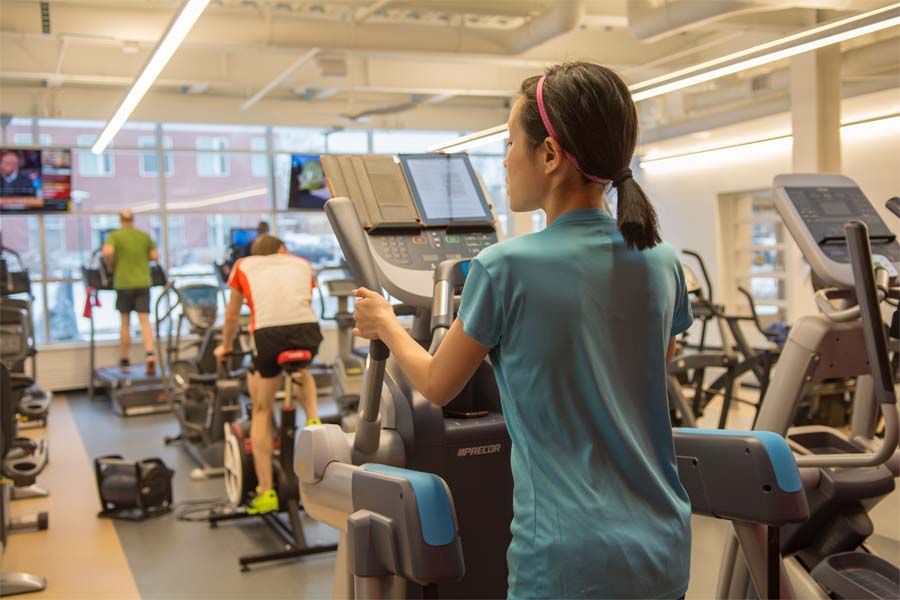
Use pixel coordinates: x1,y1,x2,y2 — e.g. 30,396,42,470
676,428,802,492
364,464,455,547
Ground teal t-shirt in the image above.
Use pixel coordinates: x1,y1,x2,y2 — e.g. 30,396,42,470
458,208,693,599
106,227,156,290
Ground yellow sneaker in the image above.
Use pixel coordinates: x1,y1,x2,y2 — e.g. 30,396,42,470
306,418,322,426
247,489,278,515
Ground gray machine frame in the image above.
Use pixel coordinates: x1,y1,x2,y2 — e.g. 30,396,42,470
716,174,899,599
155,281,244,479
0,244,52,429
297,152,512,599
0,363,47,597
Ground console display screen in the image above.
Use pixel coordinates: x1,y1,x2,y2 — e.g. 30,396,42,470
819,199,852,217
399,154,491,226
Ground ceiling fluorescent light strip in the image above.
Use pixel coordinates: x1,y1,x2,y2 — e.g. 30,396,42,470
431,4,898,154
92,0,210,154
632,8,900,101
631,3,899,94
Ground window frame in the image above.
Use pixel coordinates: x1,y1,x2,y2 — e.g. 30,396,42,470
195,136,230,177
76,134,115,177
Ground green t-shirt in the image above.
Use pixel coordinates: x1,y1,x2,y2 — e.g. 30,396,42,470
106,227,156,289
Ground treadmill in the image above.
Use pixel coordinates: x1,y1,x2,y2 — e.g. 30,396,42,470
83,243,169,417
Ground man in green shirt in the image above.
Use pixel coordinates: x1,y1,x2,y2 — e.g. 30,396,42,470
102,210,159,374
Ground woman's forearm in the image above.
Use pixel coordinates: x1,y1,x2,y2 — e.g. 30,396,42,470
380,319,435,400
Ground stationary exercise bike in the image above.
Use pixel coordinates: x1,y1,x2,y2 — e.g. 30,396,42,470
155,282,245,479
0,244,52,429
212,349,337,571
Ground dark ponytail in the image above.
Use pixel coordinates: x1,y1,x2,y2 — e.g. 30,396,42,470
613,170,661,251
518,62,661,250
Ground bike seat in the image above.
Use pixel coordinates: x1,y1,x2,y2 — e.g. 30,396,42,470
277,349,312,373
186,372,219,385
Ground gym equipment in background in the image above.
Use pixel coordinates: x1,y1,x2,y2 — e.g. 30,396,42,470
94,455,174,521
716,174,899,599
211,349,338,571
82,248,169,416
315,265,363,430
0,363,47,597
0,243,51,429
155,282,245,480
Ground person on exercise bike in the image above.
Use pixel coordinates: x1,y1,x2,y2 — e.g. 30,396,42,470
214,234,323,515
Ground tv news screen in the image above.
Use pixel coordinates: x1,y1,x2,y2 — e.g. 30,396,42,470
0,148,72,213
288,154,330,210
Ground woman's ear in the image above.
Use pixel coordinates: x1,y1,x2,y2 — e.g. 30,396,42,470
542,137,562,175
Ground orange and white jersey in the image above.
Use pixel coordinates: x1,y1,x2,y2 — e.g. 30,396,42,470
227,253,318,332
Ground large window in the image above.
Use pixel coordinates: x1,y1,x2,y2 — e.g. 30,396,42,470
139,135,174,177
13,133,52,146
3,118,37,146
250,137,268,177
718,191,787,322
168,152,268,211
1,118,513,347
195,137,230,177
325,130,369,154
372,130,455,154
76,134,115,177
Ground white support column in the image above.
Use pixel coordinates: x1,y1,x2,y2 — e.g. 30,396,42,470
790,45,842,174
786,45,842,321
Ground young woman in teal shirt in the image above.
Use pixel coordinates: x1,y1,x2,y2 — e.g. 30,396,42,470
353,61,693,599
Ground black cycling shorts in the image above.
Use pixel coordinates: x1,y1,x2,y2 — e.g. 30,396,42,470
251,323,323,378
116,288,151,314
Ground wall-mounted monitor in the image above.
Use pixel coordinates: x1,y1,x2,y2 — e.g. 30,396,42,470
0,148,72,213
230,227,258,248
288,154,330,210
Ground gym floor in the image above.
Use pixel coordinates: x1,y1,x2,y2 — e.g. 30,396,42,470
4,393,898,599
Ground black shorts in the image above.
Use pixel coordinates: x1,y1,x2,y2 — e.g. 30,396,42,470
116,288,150,314
251,323,323,378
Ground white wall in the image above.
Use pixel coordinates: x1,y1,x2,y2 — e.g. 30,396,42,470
638,109,899,338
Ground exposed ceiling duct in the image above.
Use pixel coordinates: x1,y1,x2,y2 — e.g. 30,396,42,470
481,0,584,54
625,0,887,42
681,36,898,114
642,35,899,143
627,1,766,42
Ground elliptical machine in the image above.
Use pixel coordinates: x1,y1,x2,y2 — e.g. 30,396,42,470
298,152,512,599
155,282,244,479
0,243,51,429
212,349,338,571
315,265,364,429
716,174,900,599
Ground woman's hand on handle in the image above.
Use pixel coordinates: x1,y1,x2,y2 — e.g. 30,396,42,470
352,287,399,340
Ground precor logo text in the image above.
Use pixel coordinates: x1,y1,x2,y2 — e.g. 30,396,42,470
457,443,503,457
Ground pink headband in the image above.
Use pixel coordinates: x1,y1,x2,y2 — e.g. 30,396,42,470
536,74,609,185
